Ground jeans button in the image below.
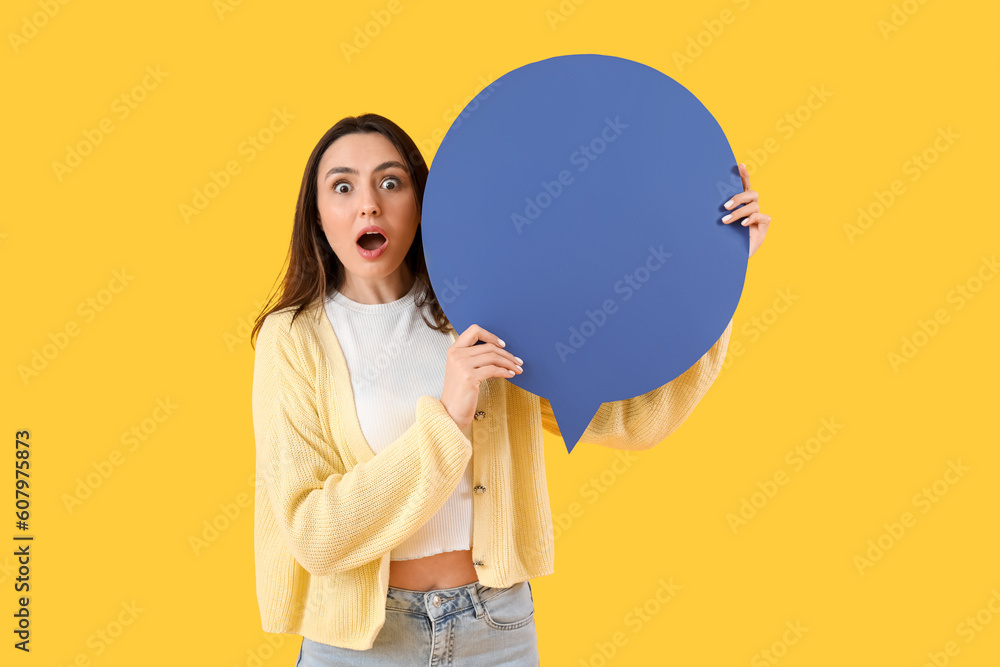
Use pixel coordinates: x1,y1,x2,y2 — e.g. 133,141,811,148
432,595,441,607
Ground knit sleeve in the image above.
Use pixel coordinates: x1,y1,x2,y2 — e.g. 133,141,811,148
252,312,473,576
540,318,733,450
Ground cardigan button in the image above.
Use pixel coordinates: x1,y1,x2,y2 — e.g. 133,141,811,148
474,411,486,421
473,485,486,494
473,559,484,567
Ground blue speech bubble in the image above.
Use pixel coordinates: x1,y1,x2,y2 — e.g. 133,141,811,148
422,54,747,453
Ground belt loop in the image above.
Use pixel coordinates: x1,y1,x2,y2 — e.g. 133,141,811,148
469,583,485,619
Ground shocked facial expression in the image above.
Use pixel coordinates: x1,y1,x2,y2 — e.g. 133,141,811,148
315,132,419,283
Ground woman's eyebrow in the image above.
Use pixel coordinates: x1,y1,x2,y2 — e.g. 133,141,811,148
323,160,406,180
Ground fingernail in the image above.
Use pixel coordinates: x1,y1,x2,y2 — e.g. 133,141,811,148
514,356,523,364
498,338,506,347
722,214,732,222
724,199,733,209
741,220,749,226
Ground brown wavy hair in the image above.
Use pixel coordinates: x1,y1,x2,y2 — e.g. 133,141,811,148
250,113,453,349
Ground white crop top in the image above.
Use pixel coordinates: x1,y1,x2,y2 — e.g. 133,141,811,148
323,278,474,561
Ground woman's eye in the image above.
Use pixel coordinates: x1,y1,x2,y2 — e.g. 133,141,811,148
332,176,401,193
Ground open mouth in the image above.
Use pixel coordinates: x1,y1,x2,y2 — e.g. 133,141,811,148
357,231,387,250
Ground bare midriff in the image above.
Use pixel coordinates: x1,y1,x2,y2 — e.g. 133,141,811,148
388,548,480,591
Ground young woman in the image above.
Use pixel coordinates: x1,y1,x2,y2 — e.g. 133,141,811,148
250,113,769,666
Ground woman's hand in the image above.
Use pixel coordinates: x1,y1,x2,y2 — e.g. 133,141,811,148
441,324,523,431
721,163,771,258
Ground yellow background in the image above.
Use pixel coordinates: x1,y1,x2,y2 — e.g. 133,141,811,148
3,0,998,664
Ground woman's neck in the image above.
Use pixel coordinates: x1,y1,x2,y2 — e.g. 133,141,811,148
339,268,417,305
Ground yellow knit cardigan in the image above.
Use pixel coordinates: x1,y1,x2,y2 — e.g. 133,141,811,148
252,297,732,649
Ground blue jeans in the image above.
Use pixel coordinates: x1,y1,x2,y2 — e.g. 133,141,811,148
295,580,539,666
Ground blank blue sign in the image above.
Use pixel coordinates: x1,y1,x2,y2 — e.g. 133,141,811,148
422,53,747,453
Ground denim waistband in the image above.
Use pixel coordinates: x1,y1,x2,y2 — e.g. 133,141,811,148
386,581,499,621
